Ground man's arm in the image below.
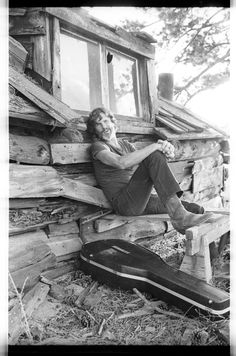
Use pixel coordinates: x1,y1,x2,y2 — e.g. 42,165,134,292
95,140,174,169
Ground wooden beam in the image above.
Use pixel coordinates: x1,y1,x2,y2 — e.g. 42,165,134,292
9,67,86,130
52,17,62,99
10,164,64,198
10,133,50,165
44,7,155,59
29,14,51,81
9,36,28,73
63,177,112,209
50,143,90,164
193,165,223,193
192,156,224,174
117,119,155,134
48,221,79,237
9,230,51,272
9,9,46,35
154,127,224,140
185,215,229,256
94,213,170,233
147,60,159,123
46,237,83,257
81,217,166,244
8,282,49,345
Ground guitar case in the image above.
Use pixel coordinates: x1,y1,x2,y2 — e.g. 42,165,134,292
79,239,229,318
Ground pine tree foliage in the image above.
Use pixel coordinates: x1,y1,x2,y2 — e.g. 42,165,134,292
120,7,230,105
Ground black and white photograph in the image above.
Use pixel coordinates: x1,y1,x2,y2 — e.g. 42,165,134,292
1,3,234,354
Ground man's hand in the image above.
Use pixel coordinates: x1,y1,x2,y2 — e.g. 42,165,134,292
157,140,175,159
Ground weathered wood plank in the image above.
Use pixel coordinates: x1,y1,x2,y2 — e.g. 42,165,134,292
193,165,223,193
8,282,49,345
172,139,221,162
81,218,166,243
9,36,28,73
138,58,151,121
185,215,229,256
192,155,224,174
50,143,90,164
48,221,79,237
9,8,46,35
9,198,46,209
10,164,64,198
46,237,83,257
40,263,76,280
154,127,224,140
52,17,61,99
182,185,222,204
9,67,86,130
63,178,112,209
117,119,154,134
30,14,51,81
9,221,58,236
10,133,50,164
147,60,159,123
44,7,155,59
10,253,57,292
9,230,51,272
94,213,170,233
50,140,218,165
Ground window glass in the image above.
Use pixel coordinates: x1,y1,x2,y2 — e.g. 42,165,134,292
107,50,140,117
60,31,102,111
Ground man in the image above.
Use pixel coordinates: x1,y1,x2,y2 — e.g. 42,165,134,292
87,107,213,235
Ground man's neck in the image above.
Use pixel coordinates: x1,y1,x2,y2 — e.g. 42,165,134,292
103,136,120,148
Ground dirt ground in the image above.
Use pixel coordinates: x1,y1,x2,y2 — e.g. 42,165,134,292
15,233,230,347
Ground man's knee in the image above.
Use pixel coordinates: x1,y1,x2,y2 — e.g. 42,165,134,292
144,150,166,165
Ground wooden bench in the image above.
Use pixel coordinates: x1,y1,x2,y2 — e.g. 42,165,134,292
179,213,229,283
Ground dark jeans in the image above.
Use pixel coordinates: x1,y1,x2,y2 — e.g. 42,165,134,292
112,150,203,216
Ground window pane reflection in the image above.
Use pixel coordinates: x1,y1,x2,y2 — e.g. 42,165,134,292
107,51,140,117
60,32,101,111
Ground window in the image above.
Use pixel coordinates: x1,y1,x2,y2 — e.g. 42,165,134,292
59,27,148,119
60,30,102,111
106,49,141,117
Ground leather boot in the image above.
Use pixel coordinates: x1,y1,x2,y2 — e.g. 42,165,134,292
165,195,214,235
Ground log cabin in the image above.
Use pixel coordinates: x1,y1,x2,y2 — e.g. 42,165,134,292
8,7,230,343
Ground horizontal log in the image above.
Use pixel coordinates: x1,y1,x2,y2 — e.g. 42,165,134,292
81,218,167,244
50,143,90,164
44,7,155,59
10,133,50,164
50,140,221,165
10,164,64,198
9,67,86,129
172,139,221,161
185,215,229,256
9,230,50,272
94,213,170,233
46,237,83,257
8,282,49,345
63,178,111,209
192,155,223,174
193,165,223,193
56,252,80,263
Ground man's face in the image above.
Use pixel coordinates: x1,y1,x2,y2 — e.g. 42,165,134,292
94,113,116,141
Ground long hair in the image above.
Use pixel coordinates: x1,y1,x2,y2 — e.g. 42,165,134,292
87,107,117,140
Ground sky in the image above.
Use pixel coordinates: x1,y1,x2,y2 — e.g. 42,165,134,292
86,6,231,133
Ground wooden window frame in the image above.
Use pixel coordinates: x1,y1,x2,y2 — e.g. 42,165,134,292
50,11,158,123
